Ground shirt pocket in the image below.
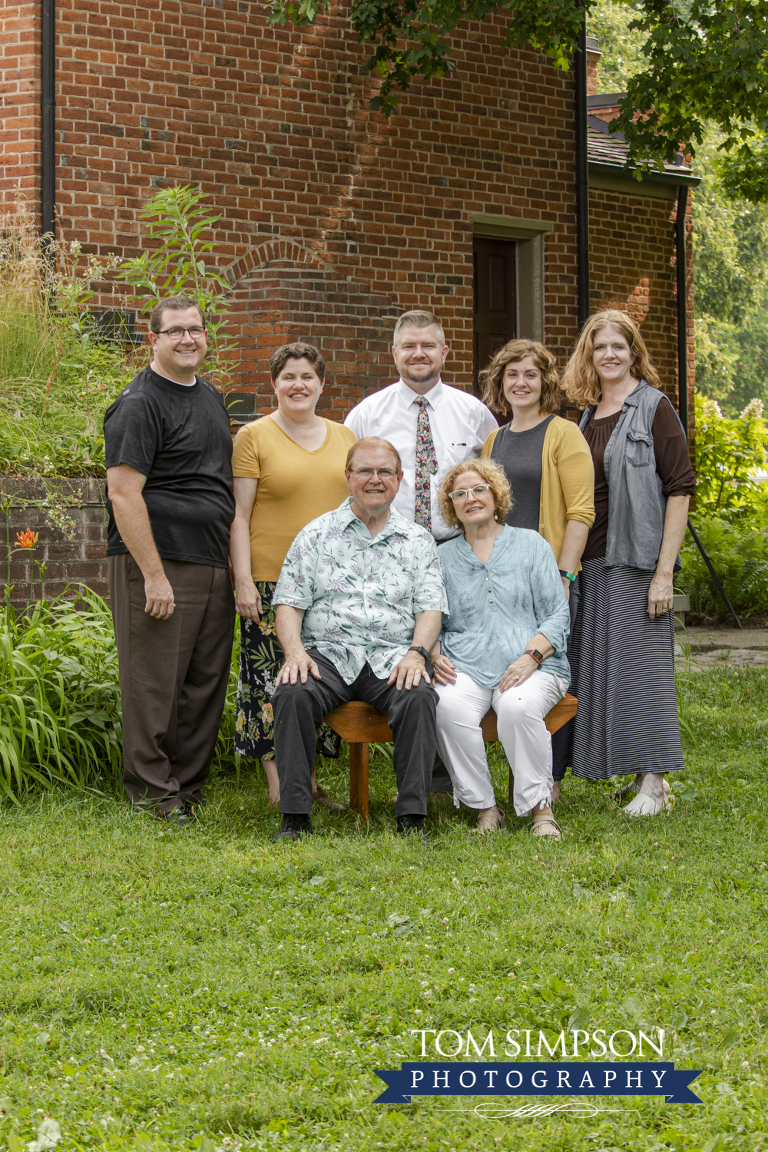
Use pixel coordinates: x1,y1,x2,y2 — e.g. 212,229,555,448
626,428,654,468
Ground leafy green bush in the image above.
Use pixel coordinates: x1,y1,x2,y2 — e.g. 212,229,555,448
693,393,768,526
0,589,122,797
676,517,768,615
0,585,240,797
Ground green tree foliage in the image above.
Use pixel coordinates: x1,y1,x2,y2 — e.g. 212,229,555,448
270,0,768,199
692,131,768,410
586,0,646,92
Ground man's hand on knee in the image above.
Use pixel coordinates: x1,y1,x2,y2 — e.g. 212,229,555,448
388,651,431,691
276,648,322,686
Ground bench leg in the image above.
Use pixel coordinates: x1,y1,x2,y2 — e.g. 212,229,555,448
349,741,369,823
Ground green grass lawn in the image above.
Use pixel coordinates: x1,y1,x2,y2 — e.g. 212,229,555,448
1,667,767,1152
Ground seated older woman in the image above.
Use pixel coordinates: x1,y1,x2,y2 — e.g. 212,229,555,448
430,458,571,838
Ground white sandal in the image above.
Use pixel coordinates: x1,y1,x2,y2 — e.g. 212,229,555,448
622,791,670,817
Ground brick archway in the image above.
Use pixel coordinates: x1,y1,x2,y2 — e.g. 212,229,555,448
223,240,329,288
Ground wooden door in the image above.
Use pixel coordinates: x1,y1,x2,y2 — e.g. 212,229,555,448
473,238,517,396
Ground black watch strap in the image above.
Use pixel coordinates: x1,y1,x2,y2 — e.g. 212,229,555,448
408,645,431,662
525,648,544,665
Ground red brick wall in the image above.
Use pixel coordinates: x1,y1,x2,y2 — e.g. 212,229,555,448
0,0,39,206
12,0,581,417
1,2,694,434
0,479,108,608
589,187,695,443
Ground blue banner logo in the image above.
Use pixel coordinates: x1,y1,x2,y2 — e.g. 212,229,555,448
374,1062,702,1105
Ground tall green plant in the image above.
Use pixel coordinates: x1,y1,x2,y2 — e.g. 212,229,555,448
693,393,768,525
118,186,237,389
0,588,122,798
0,199,137,478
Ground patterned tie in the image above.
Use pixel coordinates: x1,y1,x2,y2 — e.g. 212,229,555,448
414,396,438,528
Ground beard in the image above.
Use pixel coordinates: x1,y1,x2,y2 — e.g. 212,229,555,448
400,362,441,388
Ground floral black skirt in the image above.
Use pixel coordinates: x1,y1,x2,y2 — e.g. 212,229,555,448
234,581,341,761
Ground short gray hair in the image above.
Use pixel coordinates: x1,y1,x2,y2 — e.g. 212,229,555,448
393,310,445,347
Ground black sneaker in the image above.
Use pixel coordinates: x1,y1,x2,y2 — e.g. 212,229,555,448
396,815,428,843
272,814,312,843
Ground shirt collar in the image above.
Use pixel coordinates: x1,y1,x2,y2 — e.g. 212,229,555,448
396,377,445,410
337,496,411,540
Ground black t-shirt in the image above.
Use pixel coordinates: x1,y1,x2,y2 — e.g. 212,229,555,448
104,366,235,568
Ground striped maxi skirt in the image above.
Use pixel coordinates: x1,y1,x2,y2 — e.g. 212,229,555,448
570,557,685,779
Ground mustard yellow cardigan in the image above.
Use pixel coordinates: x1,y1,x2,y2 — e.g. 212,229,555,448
481,416,595,572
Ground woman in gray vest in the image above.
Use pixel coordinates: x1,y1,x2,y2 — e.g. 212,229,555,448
561,310,695,815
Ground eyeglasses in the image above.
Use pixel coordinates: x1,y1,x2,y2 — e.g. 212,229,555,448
349,467,397,480
449,483,492,502
157,326,206,340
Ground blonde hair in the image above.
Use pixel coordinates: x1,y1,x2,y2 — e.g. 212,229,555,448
438,457,512,530
393,310,446,347
561,309,661,408
479,338,561,416
345,436,402,472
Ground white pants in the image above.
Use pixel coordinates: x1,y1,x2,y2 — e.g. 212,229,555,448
435,670,569,817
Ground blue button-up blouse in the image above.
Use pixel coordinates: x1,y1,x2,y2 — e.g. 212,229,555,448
438,525,570,688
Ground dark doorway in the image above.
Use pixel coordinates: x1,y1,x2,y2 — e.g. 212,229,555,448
473,237,517,395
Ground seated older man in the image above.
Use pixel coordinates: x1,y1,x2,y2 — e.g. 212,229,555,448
271,436,448,842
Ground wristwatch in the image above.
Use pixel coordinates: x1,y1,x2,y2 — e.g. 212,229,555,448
559,569,576,582
524,649,544,665
408,645,431,663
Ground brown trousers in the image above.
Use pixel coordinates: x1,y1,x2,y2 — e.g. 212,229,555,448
109,554,235,813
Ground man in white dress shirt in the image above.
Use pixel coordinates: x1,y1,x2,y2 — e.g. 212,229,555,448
344,310,498,541
345,309,498,793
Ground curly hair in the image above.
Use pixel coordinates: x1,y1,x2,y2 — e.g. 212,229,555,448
438,457,513,530
561,309,662,408
479,338,561,417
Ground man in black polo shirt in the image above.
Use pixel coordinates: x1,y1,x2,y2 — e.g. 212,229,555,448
104,294,236,819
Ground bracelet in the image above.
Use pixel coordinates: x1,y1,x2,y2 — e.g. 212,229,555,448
559,569,576,582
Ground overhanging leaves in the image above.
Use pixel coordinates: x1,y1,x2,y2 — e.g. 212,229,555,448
268,0,768,197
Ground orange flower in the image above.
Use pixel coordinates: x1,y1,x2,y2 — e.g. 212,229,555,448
15,529,38,549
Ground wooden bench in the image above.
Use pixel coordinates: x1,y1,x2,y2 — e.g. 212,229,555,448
324,693,577,822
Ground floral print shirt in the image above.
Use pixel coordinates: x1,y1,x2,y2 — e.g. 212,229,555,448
274,498,448,684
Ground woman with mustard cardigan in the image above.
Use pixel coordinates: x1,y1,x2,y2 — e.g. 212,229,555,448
479,338,595,801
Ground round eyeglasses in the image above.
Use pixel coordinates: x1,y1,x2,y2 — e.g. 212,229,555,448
448,483,492,502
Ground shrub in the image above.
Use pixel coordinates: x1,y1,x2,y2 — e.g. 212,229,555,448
676,517,768,616
0,589,122,797
693,393,768,526
0,584,240,798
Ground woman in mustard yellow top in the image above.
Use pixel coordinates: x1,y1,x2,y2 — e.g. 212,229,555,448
230,342,356,805
479,338,594,799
